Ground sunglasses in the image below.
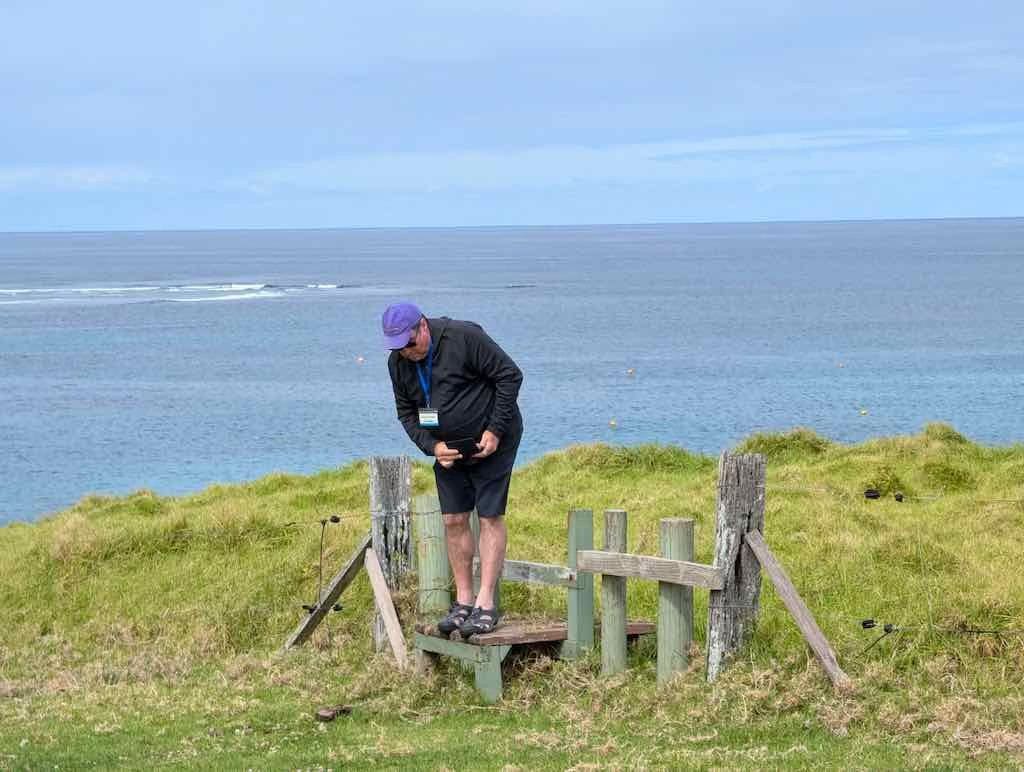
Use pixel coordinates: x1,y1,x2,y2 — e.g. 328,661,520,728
401,322,421,349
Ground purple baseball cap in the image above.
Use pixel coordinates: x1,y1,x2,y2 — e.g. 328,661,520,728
381,301,424,349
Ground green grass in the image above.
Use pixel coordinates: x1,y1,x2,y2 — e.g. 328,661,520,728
2,423,1023,769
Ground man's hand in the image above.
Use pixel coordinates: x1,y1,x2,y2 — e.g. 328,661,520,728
473,430,500,459
434,441,461,468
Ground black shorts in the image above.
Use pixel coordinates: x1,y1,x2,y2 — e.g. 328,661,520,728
434,433,520,518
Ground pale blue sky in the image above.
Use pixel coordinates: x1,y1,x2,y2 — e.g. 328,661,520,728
2,1,1022,230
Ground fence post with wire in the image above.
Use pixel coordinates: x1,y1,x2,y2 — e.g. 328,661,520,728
369,456,413,654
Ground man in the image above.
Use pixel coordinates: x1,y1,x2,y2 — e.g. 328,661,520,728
382,302,523,636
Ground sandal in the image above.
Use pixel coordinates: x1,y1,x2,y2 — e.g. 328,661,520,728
459,606,501,637
437,602,474,636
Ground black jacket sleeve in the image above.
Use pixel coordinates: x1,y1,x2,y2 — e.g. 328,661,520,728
388,355,437,456
466,326,523,438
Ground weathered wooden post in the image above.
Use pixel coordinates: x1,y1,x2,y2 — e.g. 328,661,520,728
706,452,766,681
657,518,694,686
369,456,412,653
601,509,628,675
414,493,449,617
561,508,594,660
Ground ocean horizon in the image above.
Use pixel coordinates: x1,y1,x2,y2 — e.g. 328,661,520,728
2,217,1023,524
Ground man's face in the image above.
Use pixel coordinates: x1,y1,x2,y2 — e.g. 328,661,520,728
397,319,430,361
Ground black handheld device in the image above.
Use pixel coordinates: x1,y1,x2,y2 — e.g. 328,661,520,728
447,436,480,457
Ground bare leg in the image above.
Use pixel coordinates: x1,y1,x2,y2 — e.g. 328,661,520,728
443,512,476,605
475,516,507,610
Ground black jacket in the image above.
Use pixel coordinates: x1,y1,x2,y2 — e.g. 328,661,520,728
388,317,523,455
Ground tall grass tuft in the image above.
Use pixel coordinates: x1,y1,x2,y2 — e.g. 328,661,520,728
735,427,832,461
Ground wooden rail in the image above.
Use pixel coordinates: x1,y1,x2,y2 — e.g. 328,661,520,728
473,557,577,587
576,550,724,590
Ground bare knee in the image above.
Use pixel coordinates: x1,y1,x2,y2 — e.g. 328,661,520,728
478,515,506,533
443,511,471,528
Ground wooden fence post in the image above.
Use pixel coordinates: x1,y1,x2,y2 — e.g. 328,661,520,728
657,518,694,686
561,508,594,660
601,509,628,675
369,456,412,653
706,452,766,682
414,493,449,617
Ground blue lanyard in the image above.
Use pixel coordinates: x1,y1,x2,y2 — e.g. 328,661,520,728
416,341,433,407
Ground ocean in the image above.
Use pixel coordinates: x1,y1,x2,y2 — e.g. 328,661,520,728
1,219,1022,524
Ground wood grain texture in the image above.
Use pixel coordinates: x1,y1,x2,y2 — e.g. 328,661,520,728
364,548,409,670
745,530,851,689
369,456,412,652
414,493,450,615
601,509,629,675
562,509,594,660
576,551,723,589
472,557,576,587
706,452,766,682
415,620,656,647
657,518,694,686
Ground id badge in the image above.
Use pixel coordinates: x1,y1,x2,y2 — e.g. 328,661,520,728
418,408,439,428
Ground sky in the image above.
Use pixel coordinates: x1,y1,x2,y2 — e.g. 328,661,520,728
1,1,1022,231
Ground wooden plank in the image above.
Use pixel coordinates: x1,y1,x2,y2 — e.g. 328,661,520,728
601,509,628,676
416,620,656,647
745,531,851,689
415,632,486,662
414,493,450,615
577,550,724,590
468,623,569,646
472,557,576,587
707,452,766,682
364,548,409,670
283,531,372,649
369,456,412,653
562,508,594,660
657,518,694,686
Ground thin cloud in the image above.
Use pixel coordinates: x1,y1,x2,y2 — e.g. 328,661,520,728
232,123,1022,195
0,165,155,193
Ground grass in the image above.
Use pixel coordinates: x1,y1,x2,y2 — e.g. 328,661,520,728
1,422,1023,769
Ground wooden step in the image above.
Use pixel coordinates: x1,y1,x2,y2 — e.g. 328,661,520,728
415,619,655,647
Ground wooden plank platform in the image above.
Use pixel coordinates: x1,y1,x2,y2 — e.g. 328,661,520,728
415,619,655,647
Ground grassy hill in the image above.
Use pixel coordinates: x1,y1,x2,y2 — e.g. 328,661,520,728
1,423,1022,769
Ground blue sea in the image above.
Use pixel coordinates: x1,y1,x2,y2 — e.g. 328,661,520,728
2,219,1023,524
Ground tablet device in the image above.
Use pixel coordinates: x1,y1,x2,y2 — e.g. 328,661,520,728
447,436,480,457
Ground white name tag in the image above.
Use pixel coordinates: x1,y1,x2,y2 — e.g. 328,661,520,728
418,408,439,428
